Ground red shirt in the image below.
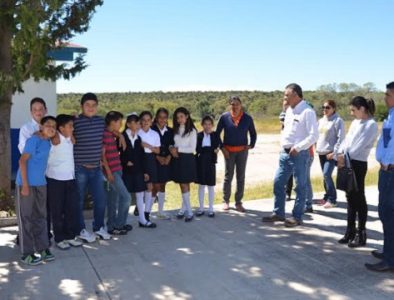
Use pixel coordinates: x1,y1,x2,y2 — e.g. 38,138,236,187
103,129,122,173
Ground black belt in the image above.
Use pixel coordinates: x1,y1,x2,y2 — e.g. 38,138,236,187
283,148,291,154
388,164,394,170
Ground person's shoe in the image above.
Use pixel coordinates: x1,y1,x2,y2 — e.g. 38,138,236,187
41,249,55,262
15,235,20,246
122,224,133,231
108,228,128,235
133,206,139,216
304,207,314,213
235,203,246,213
176,211,185,219
20,254,42,266
208,211,215,218
195,209,205,217
317,199,327,206
78,229,97,243
139,221,157,228
338,228,356,244
262,214,285,222
66,238,83,247
56,240,71,250
323,202,337,209
222,202,230,211
144,212,151,222
95,227,112,240
348,229,367,248
185,214,194,222
365,261,394,272
371,250,384,260
156,212,171,220
284,217,302,227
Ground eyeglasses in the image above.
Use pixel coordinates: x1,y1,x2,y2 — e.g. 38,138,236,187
321,106,332,110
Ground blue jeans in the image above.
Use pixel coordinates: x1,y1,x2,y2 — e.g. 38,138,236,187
106,171,131,231
273,150,309,220
75,166,106,232
378,169,394,267
305,155,314,209
319,155,337,204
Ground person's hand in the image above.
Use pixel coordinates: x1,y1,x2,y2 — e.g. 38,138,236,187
157,156,165,165
214,148,219,154
289,147,299,157
127,161,133,167
337,154,345,168
21,185,29,197
221,148,230,159
326,153,335,160
51,132,60,146
144,174,150,182
170,147,179,158
246,145,253,150
142,142,151,149
107,173,115,183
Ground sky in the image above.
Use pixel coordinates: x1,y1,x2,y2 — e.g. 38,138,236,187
57,0,394,93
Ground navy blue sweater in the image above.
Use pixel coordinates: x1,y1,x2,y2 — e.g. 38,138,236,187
216,112,257,148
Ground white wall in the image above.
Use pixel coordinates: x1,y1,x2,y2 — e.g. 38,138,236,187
11,78,57,128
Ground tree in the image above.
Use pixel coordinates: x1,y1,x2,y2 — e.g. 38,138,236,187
0,0,103,211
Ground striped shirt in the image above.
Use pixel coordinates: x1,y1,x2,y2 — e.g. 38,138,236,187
103,129,122,173
73,114,105,166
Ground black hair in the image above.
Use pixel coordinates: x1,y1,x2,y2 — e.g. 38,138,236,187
386,82,394,90
123,114,139,133
40,115,56,125
139,111,153,121
81,92,98,105
30,97,47,110
201,115,214,125
154,107,169,124
173,107,196,136
56,114,74,130
105,111,124,126
285,83,303,98
350,96,375,116
229,95,242,104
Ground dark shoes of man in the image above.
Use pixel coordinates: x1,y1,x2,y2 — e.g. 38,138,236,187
284,217,302,227
262,214,285,222
371,250,384,260
235,203,246,213
365,261,394,272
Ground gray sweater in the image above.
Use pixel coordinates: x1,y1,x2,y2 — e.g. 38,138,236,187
316,113,345,155
338,117,378,162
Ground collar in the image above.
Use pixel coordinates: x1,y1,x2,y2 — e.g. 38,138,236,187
326,112,338,121
159,126,168,135
59,132,71,143
292,100,306,113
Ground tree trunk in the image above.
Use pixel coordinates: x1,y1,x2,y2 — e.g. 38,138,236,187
0,1,15,211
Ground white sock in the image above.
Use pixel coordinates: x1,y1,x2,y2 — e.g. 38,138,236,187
182,192,192,216
208,186,215,212
158,192,165,214
136,192,147,224
198,185,206,210
144,191,153,213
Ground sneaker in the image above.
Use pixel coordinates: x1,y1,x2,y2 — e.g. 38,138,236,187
195,209,205,217
284,217,303,228
122,224,133,231
56,240,71,250
176,211,185,219
222,202,230,211
208,211,215,218
323,202,337,209
108,228,127,235
21,254,42,266
66,238,83,247
41,249,55,262
156,212,171,220
235,203,246,213
95,227,112,240
262,214,285,222
78,229,97,243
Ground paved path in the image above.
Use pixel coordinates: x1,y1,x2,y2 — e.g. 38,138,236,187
0,187,393,300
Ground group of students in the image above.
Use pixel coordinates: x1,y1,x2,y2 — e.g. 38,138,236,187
15,93,223,266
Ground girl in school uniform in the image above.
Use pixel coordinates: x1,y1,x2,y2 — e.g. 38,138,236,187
170,107,197,222
121,114,156,228
195,115,222,218
138,111,161,223
151,108,174,220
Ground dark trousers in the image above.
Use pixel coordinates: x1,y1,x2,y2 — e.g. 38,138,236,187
223,149,248,204
345,160,368,230
378,169,394,267
286,175,293,197
47,178,79,243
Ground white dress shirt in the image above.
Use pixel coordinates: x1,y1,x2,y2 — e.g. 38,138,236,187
159,126,168,136
126,129,139,147
280,100,319,152
202,132,211,147
174,126,197,153
18,119,40,153
46,133,75,180
138,128,161,153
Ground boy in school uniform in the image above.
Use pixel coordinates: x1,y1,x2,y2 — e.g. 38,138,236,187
46,114,83,250
16,116,57,265
195,115,222,217
102,111,132,235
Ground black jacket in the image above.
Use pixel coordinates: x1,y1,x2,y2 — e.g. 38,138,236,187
120,131,146,174
196,131,222,164
151,125,175,157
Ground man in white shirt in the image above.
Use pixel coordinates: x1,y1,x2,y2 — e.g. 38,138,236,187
263,83,318,227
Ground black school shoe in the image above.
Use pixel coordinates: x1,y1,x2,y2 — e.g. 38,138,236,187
185,215,194,222
208,211,215,218
122,224,133,232
139,221,157,228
